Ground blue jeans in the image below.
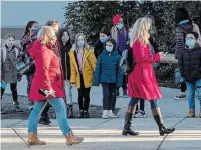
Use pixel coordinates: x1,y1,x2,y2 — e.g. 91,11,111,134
129,97,159,109
186,79,201,110
28,98,71,136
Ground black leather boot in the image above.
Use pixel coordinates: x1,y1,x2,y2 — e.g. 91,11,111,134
152,107,175,136
67,105,74,118
122,106,139,136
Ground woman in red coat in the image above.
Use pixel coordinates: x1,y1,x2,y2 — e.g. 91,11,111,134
122,17,175,136
27,26,84,146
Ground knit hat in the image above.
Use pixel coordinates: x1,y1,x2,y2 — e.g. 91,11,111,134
113,15,123,26
100,26,111,36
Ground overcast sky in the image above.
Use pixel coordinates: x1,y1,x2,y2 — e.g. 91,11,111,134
1,1,70,27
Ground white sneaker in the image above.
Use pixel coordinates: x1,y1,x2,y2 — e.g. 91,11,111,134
108,110,118,118
102,110,108,119
134,110,147,118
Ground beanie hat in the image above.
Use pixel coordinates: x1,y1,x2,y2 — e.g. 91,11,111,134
100,26,111,36
113,15,123,26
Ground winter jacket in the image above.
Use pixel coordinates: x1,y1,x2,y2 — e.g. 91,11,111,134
69,49,96,88
94,40,104,59
174,21,200,59
93,48,123,87
28,40,65,101
179,44,201,83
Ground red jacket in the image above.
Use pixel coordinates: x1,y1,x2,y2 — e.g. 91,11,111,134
28,40,65,101
127,39,162,100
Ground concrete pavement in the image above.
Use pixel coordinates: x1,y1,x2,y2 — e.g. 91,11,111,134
2,76,201,150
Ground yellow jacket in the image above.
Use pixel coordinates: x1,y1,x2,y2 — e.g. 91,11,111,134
69,49,97,88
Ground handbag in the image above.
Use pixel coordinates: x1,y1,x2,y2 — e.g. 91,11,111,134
16,54,34,75
175,68,185,84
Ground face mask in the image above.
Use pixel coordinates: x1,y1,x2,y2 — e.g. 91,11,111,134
77,41,85,47
100,37,109,43
185,39,195,47
116,23,124,30
32,28,39,35
106,45,113,52
7,41,15,48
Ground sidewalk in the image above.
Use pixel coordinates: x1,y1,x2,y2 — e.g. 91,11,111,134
1,76,201,149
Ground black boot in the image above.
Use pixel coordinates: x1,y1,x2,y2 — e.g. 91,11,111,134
152,107,175,136
67,105,74,118
122,106,139,136
13,100,23,112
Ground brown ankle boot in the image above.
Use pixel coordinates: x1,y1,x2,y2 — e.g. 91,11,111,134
187,109,195,118
65,132,84,146
27,134,46,145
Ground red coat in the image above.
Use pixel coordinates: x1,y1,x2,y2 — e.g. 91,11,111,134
127,39,162,100
28,40,65,101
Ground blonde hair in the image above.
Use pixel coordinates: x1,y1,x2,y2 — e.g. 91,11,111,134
74,33,89,52
4,33,15,40
130,17,152,47
37,26,57,44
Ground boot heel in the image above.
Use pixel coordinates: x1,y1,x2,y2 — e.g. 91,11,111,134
122,132,128,136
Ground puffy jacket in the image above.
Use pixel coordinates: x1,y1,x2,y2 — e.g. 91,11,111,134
93,48,123,87
69,49,96,88
179,44,201,83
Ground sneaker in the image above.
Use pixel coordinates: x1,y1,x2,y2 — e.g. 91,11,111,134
116,91,120,97
83,111,90,118
187,109,195,118
1,108,6,114
78,110,84,118
123,90,128,98
108,110,118,118
102,110,109,119
38,118,51,126
174,94,186,100
13,101,23,112
28,105,34,111
134,110,147,118
195,96,198,100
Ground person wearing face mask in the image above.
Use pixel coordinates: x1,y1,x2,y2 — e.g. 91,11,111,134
111,15,129,99
1,33,23,113
57,28,74,118
179,32,201,118
94,26,111,59
19,21,39,111
38,20,62,126
27,26,84,146
93,38,123,119
69,33,97,118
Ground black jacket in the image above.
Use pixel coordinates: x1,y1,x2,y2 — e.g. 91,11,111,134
179,44,201,83
60,43,72,80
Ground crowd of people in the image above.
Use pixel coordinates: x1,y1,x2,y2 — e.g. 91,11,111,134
1,7,201,146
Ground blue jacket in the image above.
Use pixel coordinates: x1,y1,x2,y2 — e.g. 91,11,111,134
93,49,123,87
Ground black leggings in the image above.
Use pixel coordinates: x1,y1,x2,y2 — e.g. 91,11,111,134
136,98,145,112
1,82,18,101
77,74,91,111
181,82,187,93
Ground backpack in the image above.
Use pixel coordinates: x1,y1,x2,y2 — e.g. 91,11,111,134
126,47,136,74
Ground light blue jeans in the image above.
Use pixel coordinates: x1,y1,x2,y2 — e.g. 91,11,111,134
186,79,201,110
28,98,71,136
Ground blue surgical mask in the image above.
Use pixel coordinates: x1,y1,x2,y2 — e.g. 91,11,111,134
100,37,109,43
116,23,124,30
106,46,113,52
77,41,85,47
32,28,39,35
185,39,195,47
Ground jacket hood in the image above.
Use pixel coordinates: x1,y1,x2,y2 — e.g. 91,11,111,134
177,21,193,32
28,40,46,60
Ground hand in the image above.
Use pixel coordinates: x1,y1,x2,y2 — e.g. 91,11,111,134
70,83,75,87
48,89,56,97
159,52,167,62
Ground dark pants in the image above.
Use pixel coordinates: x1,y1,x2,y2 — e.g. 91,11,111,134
181,82,187,93
77,74,91,111
1,82,18,101
102,83,116,110
136,98,145,112
26,74,34,106
129,97,159,109
117,75,127,94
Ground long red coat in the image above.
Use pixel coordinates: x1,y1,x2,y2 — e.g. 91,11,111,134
127,39,162,100
28,40,65,101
